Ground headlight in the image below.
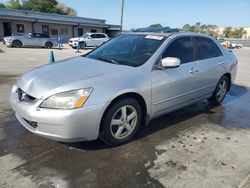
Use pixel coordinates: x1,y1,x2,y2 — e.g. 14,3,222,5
74,40,79,42
40,88,93,110
5,38,12,42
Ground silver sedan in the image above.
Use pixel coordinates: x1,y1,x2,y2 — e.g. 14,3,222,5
3,33,57,48
9,32,237,146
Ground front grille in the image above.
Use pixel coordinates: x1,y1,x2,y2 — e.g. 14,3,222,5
23,118,38,128
17,88,36,102
69,40,73,43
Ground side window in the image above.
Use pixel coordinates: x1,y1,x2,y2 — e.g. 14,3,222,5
90,34,97,39
194,37,222,61
162,37,194,64
97,34,106,38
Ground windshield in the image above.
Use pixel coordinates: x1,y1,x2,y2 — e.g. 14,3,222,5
85,34,165,67
82,34,89,38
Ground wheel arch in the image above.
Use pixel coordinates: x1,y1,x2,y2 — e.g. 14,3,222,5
44,41,53,47
223,72,231,91
12,39,22,47
100,92,149,131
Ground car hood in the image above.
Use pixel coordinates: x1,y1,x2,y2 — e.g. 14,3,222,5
70,37,80,41
17,56,132,99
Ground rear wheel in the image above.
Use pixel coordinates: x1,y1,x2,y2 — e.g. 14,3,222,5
12,40,22,48
44,42,53,49
208,76,230,104
100,98,142,146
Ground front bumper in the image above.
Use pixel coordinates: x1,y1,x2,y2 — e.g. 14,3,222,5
9,85,105,142
3,40,12,47
68,42,78,47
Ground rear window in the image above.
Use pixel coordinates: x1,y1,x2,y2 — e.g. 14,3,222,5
193,37,222,61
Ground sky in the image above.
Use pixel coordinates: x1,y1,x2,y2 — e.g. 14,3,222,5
1,0,250,30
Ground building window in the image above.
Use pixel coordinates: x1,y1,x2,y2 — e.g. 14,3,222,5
16,24,25,33
50,29,58,35
61,27,68,35
91,29,97,33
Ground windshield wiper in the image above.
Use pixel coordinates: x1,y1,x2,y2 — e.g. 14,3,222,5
96,57,120,65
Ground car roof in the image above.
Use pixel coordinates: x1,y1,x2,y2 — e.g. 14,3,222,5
125,31,214,39
86,32,106,35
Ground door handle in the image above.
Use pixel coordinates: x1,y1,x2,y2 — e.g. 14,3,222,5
189,68,195,74
189,68,199,74
218,61,224,65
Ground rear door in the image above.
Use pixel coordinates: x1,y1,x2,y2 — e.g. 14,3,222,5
96,34,107,46
87,34,98,46
151,36,200,115
192,36,225,96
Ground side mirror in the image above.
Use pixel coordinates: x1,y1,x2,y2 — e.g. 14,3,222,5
28,35,32,39
161,57,180,68
88,36,92,39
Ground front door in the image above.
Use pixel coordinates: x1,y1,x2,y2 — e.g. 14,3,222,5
3,22,12,36
151,36,200,116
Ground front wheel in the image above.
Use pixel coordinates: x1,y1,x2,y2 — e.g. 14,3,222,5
44,42,53,49
79,42,86,49
99,98,142,146
12,40,22,48
208,76,230,104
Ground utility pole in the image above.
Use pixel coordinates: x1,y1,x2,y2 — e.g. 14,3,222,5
120,0,124,33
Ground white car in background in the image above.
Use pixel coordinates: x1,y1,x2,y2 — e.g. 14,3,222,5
68,33,109,49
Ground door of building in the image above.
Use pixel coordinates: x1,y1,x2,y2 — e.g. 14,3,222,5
42,25,49,36
78,28,83,37
3,22,12,36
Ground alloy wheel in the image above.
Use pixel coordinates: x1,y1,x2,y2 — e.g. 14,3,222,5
216,79,227,102
110,105,138,140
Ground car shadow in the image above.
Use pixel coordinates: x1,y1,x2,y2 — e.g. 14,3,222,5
64,84,248,150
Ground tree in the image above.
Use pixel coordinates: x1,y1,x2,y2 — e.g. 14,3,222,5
223,27,247,38
148,24,163,28
4,0,77,15
56,3,77,16
7,0,23,9
181,22,218,36
223,27,233,38
23,0,59,13
182,24,190,31
0,3,6,8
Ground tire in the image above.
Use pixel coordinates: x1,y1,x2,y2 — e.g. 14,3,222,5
79,42,86,49
44,42,53,49
12,40,22,48
99,98,142,146
208,76,230,105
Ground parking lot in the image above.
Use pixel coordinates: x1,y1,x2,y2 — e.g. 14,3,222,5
0,44,250,188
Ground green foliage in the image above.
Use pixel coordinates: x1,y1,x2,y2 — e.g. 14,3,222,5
7,0,23,9
182,22,218,36
23,0,59,13
0,3,6,8
148,24,163,28
223,27,247,38
4,0,77,15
